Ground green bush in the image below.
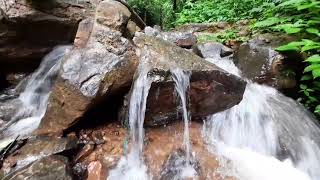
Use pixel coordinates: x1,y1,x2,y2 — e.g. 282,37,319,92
254,0,320,116
175,0,279,25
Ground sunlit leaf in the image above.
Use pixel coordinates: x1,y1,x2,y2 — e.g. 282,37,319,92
313,68,320,78
305,55,320,63
304,64,320,73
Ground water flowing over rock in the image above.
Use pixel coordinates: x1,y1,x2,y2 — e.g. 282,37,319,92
36,0,139,135
0,46,71,138
202,52,320,180
132,33,246,126
234,34,298,89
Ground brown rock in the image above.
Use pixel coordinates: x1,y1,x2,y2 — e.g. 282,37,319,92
74,18,95,48
35,0,139,135
3,155,73,180
87,161,107,180
2,136,77,177
96,0,131,32
132,33,246,126
0,0,98,74
234,33,299,89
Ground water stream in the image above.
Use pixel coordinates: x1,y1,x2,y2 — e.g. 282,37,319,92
108,53,153,180
203,57,320,180
1,46,71,138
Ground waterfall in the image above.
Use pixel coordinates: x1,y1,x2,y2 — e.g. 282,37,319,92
203,57,320,180
108,53,153,180
170,68,198,179
1,46,71,138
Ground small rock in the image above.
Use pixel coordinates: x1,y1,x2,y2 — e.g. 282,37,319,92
75,144,95,162
193,42,233,59
87,161,107,180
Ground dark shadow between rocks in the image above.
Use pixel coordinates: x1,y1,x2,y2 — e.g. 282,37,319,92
63,84,132,135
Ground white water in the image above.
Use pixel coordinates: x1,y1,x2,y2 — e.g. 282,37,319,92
203,57,320,180
171,68,198,179
1,46,71,138
108,53,153,180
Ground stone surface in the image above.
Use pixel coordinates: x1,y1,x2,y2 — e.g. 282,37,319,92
0,0,99,74
36,0,139,135
1,136,77,176
3,155,73,180
76,122,236,180
95,0,131,32
193,42,233,59
234,34,298,89
87,161,107,180
132,33,246,126
144,26,197,49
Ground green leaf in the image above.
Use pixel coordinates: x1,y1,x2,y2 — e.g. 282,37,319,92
300,84,307,89
305,55,320,63
254,17,281,28
276,44,300,51
297,3,317,10
278,0,304,7
304,64,320,73
306,28,319,35
315,105,320,113
301,74,313,81
301,45,320,52
312,68,320,78
283,27,301,34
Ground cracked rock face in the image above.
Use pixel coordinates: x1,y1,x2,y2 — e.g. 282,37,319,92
35,0,139,135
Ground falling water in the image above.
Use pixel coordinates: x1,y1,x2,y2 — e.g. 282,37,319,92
171,68,198,179
1,46,71,138
203,57,320,180
108,54,153,180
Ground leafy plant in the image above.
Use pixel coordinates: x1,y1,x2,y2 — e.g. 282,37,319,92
255,0,320,116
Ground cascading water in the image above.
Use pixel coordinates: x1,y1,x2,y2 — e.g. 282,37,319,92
202,57,320,180
108,54,153,180
170,68,198,179
1,46,71,138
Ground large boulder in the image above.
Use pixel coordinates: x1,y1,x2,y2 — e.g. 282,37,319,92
144,26,197,49
1,136,77,176
131,33,246,126
234,34,298,89
2,155,73,180
0,0,100,74
35,0,139,135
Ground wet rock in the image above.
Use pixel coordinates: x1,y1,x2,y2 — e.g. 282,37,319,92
73,162,87,179
3,155,73,180
234,34,298,89
74,18,95,48
0,99,22,122
87,161,107,180
75,144,95,162
95,0,131,32
133,33,246,126
36,0,139,135
145,26,197,49
0,0,99,74
2,136,77,175
160,149,201,180
193,42,233,59
143,122,236,179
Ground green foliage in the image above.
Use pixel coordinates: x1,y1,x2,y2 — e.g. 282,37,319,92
175,0,279,25
198,29,250,43
127,0,176,29
255,0,320,116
